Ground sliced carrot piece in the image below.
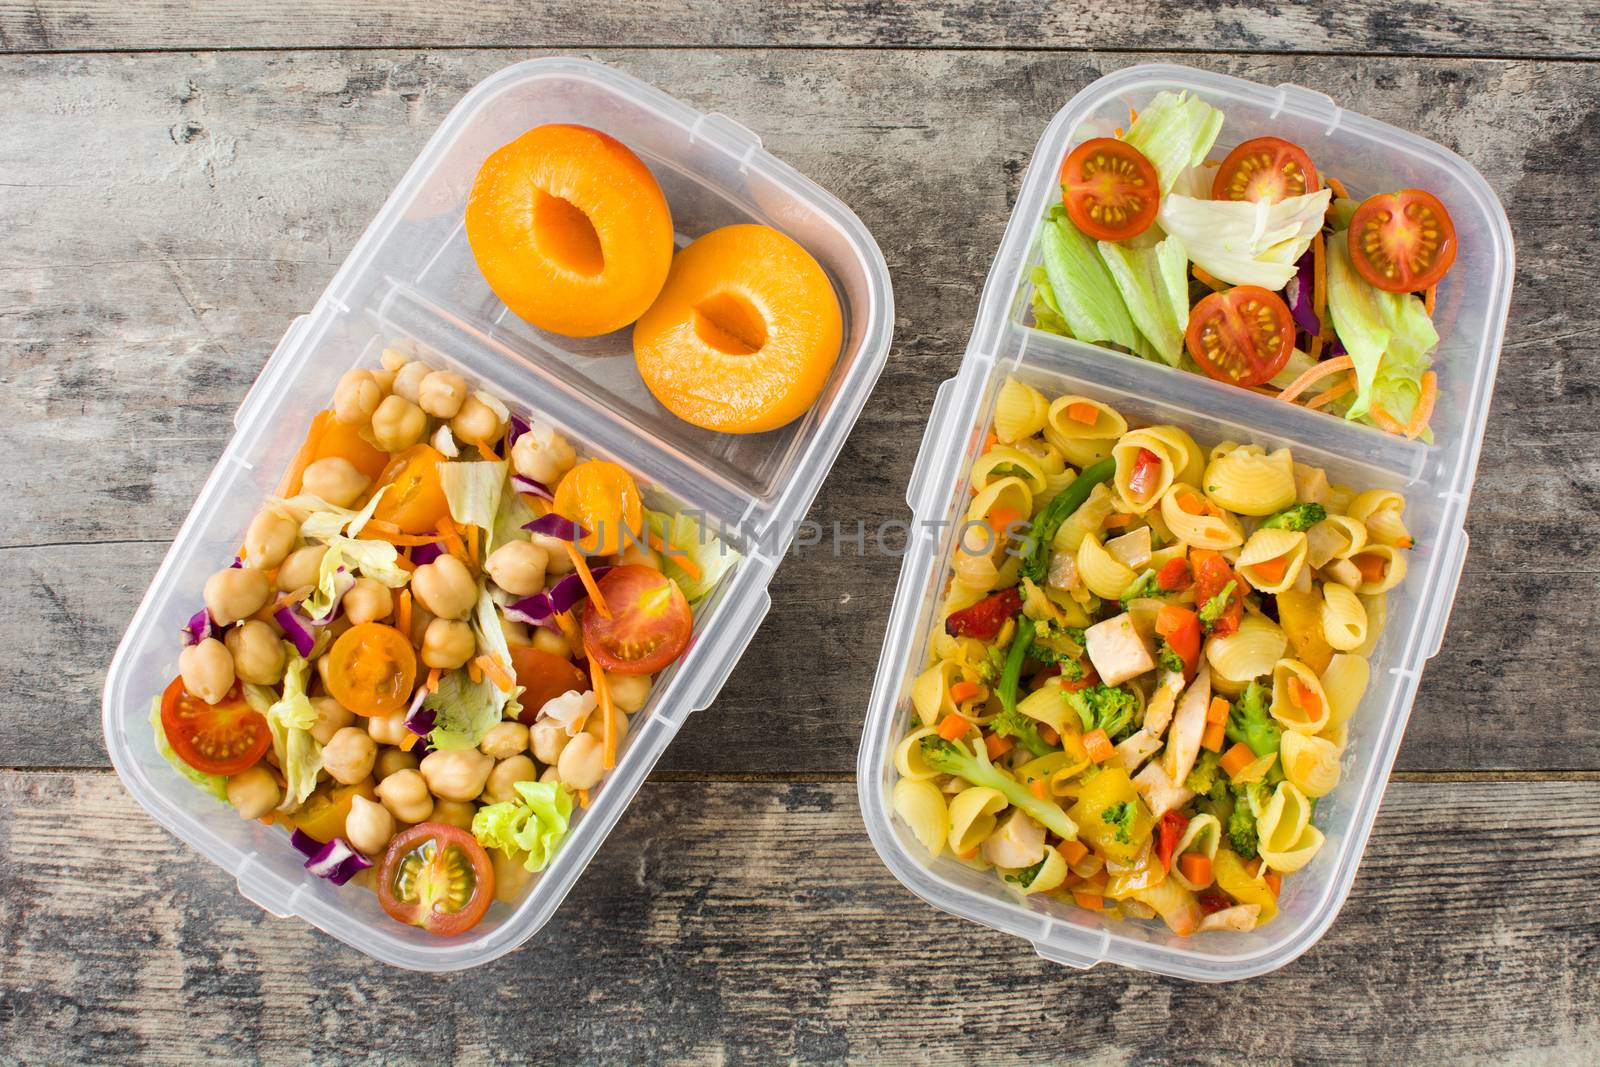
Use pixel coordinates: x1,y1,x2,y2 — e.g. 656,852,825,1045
1326,176,1350,201
1179,852,1213,888
949,680,981,705
1066,401,1101,426
1082,728,1113,763
1406,371,1438,440
1101,513,1133,530
1072,890,1106,912
473,439,499,463
1207,696,1231,725
1424,285,1437,317
1028,777,1048,800
1277,355,1355,405
1353,553,1388,583
1264,871,1283,896
395,590,413,643
937,714,972,742
425,667,441,694
984,733,1014,760
1038,723,1059,747
1251,554,1289,584
1191,265,1228,292
475,655,515,694
1200,720,1227,753
577,788,590,809
1058,839,1089,865
1220,742,1255,778
1308,332,1324,361
467,659,483,684
399,731,419,752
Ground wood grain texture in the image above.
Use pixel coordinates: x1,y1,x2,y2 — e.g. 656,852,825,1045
1,771,1596,1064
1,0,1596,59
3,50,1598,773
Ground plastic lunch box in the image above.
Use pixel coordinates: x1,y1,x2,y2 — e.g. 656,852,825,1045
859,64,1513,981
101,58,893,971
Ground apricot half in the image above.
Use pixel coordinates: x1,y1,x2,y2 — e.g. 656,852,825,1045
466,124,674,337
632,224,843,434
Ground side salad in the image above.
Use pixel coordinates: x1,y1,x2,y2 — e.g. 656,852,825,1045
155,345,736,936
1031,90,1457,440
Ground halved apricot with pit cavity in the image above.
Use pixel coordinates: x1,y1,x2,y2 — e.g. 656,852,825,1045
632,225,843,434
466,124,673,338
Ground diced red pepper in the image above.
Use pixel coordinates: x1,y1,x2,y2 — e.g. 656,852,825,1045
1126,448,1163,498
1155,556,1193,591
944,587,1022,641
1155,604,1202,676
1192,550,1243,637
1198,889,1232,915
1155,809,1189,872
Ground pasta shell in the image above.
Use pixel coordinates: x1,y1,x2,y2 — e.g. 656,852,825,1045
966,475,1034,529
1355,594,1387,657
1051,435,1115,469
994,377,1050,443
1270,658,1332,734
970,445,1049,497
1112,428,1182,514
1169,813,1223,892
895,725,944,780
1052,481,1115,554
1159,483,1244,551
1326,482,1356,515
1203,446,1297,517
1205,613,1288,686
1045,394,1126,441
1237,528,1309,594
1306,514,1367,568
1320,653,1371,729
1347,488,1410,547
1280,732,1343,797
893,777,950,858
1351,544,1407,595
1077,532,1138,600
1014,435,1067,476
1257,782,1325,873
910,660,963,727
1142,424,1206,487
1010,844,1069,895
947,786,1007,854
1320,582,1369,652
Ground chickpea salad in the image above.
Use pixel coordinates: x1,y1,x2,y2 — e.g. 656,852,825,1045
155,345,737,936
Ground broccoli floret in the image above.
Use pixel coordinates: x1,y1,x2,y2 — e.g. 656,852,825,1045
1064,684,1138,740
1226,681,1282,757
1064,626,1087,646
1227,803,1260,859
1185,749,1223,795
1260,503,1328,532
992,708,1054,758
1101,801,1135,844
919,736,1077,839
1005,858,1047,888
1119,569,1165,606
1199,580,1237,628
1156,639,1186,675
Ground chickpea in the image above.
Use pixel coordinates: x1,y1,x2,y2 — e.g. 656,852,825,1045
333,368,382,426
376,768,433,824
225,620,287,686
421,618,475,670
375,747,418,781
309,696,354,744
420,749,494,802
614,541,661,571
480,721,529,760
499,615,531,647
511,422,577,485
531,531,575,575
227,766,282,819
483,540,548,597
392,359,434,403
277,544,327,592
179,638,235,704
316,652,336,695
342,578,394,626
492,846,536,904
367,711,409,745
539,765,562,784
301,457,370,508
323,727,377,785
418,370,468,419
370,394,427,452
411,555,477,620
531,626,571,659
451,394,503,446
530,719,570,766
608,672,651,714
204,566,270,627
430,798,476,831
345,794,395,855
380,347,410,373
584,704,629,749
557,732,605,790
370,367,397,394
244,509,298,570
483,755,538,804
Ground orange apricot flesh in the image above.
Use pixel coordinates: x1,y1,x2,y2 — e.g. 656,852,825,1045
632,224,843,434
466,124,674,338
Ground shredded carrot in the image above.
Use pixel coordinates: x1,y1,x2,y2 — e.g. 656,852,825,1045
1082,728,1113,763
1369,403,1408,435
1353,552,1387,583
1179,853,1213,888
984,733,1014,760
1201,720,1227,753
1102,513,1133,530
1248,385,1280,398
399,731,419,752
1206,696,1231,726
1058,839,1089,865
1252,554,1289,584
1066,401,1101,426
1305,375,1356,410
1308,333,1324,361
1311,230,1328,327
396,590,413,642
1276,355,1355,405
949,680,981,705
1072,890,1106,912
1191,265,1228,292
436,515,469,562
1405,371,1438,440
467,660,483,684
555,610,584,656
275,411,330,499
1220,743,1256,778
1326,176,1350,201
1264,871,1283,896
937,714,972,742
564,543,611,618
1128,107,1138,124
646,529,702,581
425,667,440,693
475,655,515,693
1028,777,1049,800
577,788,590,809
1038,724,1059,747
1424,285,1437,317
588,645,617,769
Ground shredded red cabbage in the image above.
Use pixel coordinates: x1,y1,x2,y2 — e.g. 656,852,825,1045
274,606,318,658
404,686,435,737
182,607,215,647
506,413,531,450
1285,251,1322,337
510,474,554,502
291,830,372,884
549,565,610,614
411,542,446,567
1326,336,1347,360
503,566,612,627
524,512,587,541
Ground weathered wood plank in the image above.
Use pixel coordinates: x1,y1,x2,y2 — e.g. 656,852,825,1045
1,0,1595,59
3,51,1597,772
1,772,1596,1064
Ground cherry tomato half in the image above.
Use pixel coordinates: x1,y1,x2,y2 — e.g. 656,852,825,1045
290,781,376,844
1212,136,1320,204
1059,137,1160,241
370,443,451,535
377,823,494,936
313,414,391,483
508,645,590,725
1185,286,1295,388
552,459,644,556
1348,189,1458,293
581,565,692,676
160,675,272,776
325,623,417,718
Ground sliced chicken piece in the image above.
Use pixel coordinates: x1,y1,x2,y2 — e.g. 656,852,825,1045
1132,759,1196,819
1142,668,1186,738
1198,903,1262,932
1163,665,1211,788
1133,877,1202,936
1084,612,1155,686
1108,729,1163,772
1293,462,1331,506
979,807,1046,870
1322,558,1363,590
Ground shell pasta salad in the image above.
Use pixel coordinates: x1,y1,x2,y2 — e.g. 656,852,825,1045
892,377,1412,935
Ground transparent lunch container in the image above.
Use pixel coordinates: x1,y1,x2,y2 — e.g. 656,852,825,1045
102,58,893,971
858,63,1512,981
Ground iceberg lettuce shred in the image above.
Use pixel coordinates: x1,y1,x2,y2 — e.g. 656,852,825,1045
149,696,230,802
1039,206,1152,358
1326,232,1439,428
424,668,504,751
1098,235,1191,365
1157,189,1331,289
245,648,323,811
440,460,506,545
643,509,741,603
1121,90,1225,194
472,779,574,873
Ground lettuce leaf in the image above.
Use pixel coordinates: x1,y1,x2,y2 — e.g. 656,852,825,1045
149,696,230,802
1039,207,1150,357
1326,232,1439,423
245,648,323,811
643,509,741,603
1121,90,1225,194
274,488,388,543
440,460,505,538
1098,235,1191,365
470,585,522,723
471,779,574,873
1029,264,1072,337
1157,189,1331,289
425,668,502,751
490,470,537,555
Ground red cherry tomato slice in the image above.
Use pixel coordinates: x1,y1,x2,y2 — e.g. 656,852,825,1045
377,823,494,936
1185,286,1296,388
1348,189,1458,293
508,645,591,724
1212,137,1320,204
160,675,272,776
1058,137,1160,241
580,565,692,676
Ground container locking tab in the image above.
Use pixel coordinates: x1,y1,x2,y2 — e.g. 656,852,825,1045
1273,83,1344,136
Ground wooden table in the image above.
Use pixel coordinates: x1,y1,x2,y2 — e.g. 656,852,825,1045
3,3,1598,1063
